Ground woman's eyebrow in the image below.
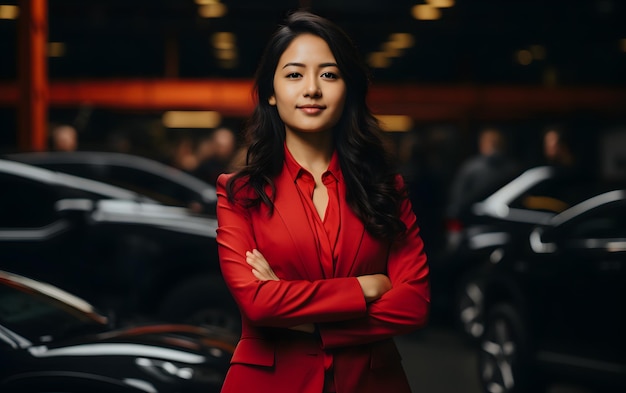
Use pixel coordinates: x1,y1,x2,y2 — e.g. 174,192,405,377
282,62,305,69
282,62,339,69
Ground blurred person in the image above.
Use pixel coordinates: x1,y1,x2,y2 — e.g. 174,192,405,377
193,127,237,185
542,125,575,168
50,124,78,152
522,125,588,213
216,11,429,393
169,135,198,172
446,127,519,221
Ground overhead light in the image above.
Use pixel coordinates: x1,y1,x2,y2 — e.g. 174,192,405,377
427,0,455,8
388,33,415,49
195,0,219,4
412,5,441,20
516,49,533,66
0,5,19,20
163,111,222,129
215,48,237,61
212,32,236,49
198,2,227,18
367,52,391,68
382,42,403,57
47,42,66,58
375,115,414,132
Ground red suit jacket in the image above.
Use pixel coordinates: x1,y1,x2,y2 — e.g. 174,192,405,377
216,164,430,393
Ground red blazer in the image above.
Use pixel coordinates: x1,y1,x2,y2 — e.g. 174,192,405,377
216,165,430,393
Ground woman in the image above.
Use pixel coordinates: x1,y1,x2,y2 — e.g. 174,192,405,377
216,10,429,393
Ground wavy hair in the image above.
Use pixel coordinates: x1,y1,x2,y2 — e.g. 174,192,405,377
227,10,406,240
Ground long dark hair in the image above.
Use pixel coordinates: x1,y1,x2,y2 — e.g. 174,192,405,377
227,10,406,240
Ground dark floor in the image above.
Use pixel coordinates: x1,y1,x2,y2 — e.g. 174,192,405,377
396,323,594,393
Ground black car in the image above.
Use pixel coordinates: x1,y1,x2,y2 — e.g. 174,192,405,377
475,189,626,393
0,269,235,393
4,151,218,216
0,159,239,331
431,165,596,340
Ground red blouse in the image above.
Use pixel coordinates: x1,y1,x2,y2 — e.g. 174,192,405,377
284,145,340,391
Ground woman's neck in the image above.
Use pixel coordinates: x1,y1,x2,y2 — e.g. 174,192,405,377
285,130,333,174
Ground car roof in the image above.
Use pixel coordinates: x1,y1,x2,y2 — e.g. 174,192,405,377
0,158,156,202
5,151,218,203
550,189,626,226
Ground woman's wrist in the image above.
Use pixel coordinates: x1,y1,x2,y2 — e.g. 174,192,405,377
356,274,392,303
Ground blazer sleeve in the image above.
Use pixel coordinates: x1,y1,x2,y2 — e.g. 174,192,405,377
216,174,367,328
318,175,430,348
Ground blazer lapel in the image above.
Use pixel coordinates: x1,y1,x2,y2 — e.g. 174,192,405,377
272,165,325,280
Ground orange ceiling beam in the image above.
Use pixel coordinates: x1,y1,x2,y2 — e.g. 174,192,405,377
1,79,625,121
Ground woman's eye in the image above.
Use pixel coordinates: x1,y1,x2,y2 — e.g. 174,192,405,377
321,72,338,79
286,72,301,78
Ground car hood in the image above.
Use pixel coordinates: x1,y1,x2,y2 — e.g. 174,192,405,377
28,323,236,364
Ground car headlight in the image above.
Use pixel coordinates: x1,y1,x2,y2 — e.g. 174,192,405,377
135,357,224,384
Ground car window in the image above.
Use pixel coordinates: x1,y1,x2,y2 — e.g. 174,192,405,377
563,202,626,239
107,165,196,206
510,176,589,214
0,175,58,228
42,162,197,208
0,283,100,341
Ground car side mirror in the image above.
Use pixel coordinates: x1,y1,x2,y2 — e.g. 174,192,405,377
529,227,557,253
54,198,94,218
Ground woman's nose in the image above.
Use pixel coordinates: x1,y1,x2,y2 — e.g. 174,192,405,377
304,76,321,97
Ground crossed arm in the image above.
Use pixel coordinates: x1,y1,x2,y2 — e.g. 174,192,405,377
247,249,392,302
246,249,393,333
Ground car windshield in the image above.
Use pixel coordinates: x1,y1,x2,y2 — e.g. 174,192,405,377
0,281,107,342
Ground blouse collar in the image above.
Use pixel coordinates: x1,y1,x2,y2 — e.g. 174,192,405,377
284,143,341,182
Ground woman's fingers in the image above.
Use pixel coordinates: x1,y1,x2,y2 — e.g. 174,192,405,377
246,249,279,281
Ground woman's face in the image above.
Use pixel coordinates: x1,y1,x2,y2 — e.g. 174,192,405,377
269,33,347,136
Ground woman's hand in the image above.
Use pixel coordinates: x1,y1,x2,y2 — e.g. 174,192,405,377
356,274,392,303
246,249,279,281
246,249,315,333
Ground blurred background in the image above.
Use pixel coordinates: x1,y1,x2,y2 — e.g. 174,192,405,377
0,1,625,393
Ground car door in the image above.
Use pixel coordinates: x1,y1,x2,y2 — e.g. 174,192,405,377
536,195,625,377
0,174,86,295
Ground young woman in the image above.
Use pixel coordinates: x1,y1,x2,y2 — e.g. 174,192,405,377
216,10,430,393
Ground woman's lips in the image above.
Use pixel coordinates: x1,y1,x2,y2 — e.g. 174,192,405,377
298,105,325,115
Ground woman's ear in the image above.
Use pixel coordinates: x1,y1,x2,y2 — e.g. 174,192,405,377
268,95,276,106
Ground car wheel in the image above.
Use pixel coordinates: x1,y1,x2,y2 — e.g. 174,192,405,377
456,272,486,341
479,303,543,393
158,275,241,333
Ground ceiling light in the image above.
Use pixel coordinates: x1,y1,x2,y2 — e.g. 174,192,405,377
412,5,441,20
198,3,227,18
212,32,236,49
163,111,222,129
427,0,455,8
215,48,237,61
47,42,66,58
367,52,391,68
516,50,532,66
382,42,403,57
388,33,415,49
0,5,19,19
375,115,414,132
